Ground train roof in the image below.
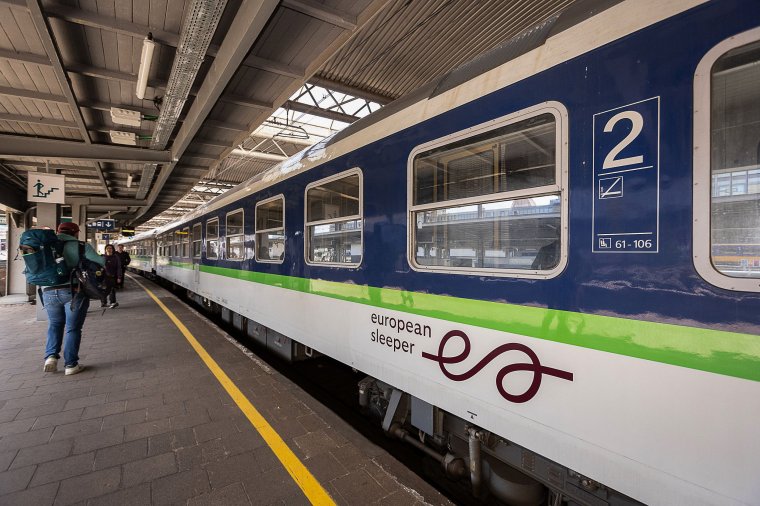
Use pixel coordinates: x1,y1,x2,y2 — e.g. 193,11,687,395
149,0,697,234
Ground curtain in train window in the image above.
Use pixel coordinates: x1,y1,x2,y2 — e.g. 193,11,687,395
412,113,560,272
192,224,202,258
226,210,245,260
710,40,760,278
256,197,285,263
305,171,362,266
206,219,219,259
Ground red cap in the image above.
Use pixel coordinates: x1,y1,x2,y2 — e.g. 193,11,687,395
57,222,80,235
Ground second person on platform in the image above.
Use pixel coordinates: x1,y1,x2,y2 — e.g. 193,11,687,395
103,244,122,308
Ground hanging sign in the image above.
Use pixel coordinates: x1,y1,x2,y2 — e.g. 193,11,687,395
88,219,116,231
27,173,66,204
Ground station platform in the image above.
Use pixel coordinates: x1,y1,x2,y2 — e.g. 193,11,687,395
0,276,451,506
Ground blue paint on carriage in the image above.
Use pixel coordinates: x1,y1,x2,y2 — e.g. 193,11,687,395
157,0,760,334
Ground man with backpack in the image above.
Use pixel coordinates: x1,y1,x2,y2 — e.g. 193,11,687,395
114,243,130,289
21,222,104,375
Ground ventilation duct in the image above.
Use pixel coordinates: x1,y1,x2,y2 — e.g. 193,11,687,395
136,0,228,200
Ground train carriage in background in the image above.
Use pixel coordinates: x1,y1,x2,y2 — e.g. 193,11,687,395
121,1,760,504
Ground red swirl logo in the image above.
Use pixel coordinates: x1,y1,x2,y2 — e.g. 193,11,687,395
421,330,573,403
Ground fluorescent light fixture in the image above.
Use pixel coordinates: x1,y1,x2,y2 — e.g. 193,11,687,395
110,107,142,127
110,131,137,146
136,34,156,100
126,174,133,188
229,149,287,161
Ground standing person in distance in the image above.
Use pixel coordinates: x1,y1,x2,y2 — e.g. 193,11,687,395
114,243,130,289
102,244,121,308
43,222,105,376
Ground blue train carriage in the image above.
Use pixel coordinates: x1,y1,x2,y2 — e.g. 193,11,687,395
120,231,155,276
127,1,760,505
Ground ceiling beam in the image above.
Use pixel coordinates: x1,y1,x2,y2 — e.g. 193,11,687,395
0,85,68,104
26,0,112,198
307,76,394,105
283,99,359,124
2,159,100,172
0,47,50,66
218,94,271,110
0,112,78,129
0,134,172,163
282,0,357,30
242,55,305,79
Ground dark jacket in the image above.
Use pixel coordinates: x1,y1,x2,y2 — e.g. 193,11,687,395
115,250,131,269
103,253,122,279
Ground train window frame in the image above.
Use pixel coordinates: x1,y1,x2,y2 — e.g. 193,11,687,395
694,27,760,292
192,223,202,259
255,195,285,264
304,168,364,268
407,101,569,279
206,218,219,260
225,209,245,261
182,227,189,258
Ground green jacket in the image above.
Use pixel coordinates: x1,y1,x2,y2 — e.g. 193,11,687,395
58,233,105,269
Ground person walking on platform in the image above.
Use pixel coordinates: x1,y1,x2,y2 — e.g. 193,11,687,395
102,244,121,308
42,222,105,376
114,243,130,289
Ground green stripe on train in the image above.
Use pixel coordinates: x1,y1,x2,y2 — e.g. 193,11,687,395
188,264,760,382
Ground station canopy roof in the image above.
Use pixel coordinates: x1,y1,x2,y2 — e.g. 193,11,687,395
0,0,579,231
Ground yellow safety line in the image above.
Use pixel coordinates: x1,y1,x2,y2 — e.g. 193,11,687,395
132,277,335,505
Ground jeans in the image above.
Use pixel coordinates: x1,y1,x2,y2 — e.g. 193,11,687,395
43,288,90,367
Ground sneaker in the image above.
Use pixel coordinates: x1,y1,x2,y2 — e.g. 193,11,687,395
43,356,58,372
64,364,85,376
108,302,119,308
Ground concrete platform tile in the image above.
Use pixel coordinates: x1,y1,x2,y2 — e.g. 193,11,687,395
33,408,85,430
72,427,124,455
330,468,388,505
187,481,252,506
100,408,147,430
0,417,35,437
302,451,349,484
81,401,126,421
2,393,53,410
0,464,36,494
241,469,304,505
122,451,177,487
16,399,69,421
0,407,21,423
50,418,102,441
150,468,210,506
11,439,73,469
205,450,263,489
0,427,54,452
92,438,147,470
29,451,95,486
0,449,17,472
123,418,171,442
53,466,121,506
62,394,107,412
0,481,58,506
86,482,151,506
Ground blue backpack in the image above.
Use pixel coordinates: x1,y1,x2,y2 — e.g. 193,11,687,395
18,229,70,286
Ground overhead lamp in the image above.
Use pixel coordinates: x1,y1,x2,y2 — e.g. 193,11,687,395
136,33,156,100
126,174,133,188
109,131,137,146
110,107,142,127
229,149,287,161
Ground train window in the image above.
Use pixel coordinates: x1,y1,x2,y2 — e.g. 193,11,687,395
192,224,201,258
694,32,760,291
408,103,567,278
226,210,245,260
181,227,189,258
305,169,363,266
206,219,219,259
255,196,285,263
